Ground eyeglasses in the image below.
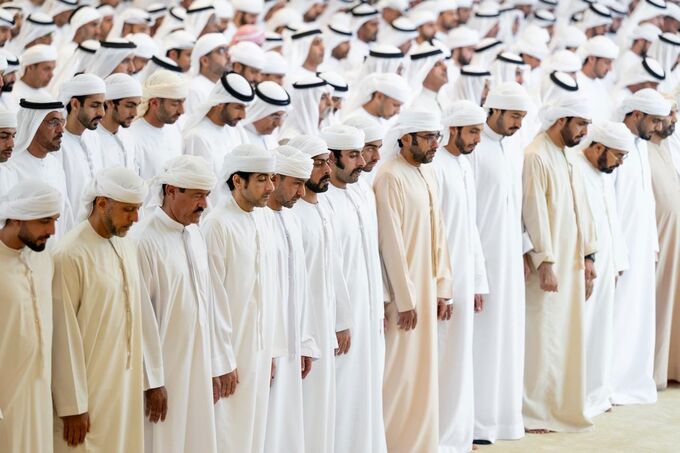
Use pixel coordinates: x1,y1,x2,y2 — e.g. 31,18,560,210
44,118,65,128
605,147,627,162
411,132,443,144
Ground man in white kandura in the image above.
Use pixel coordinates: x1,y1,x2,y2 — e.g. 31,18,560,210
51,167,156,453
467,81,530,444
130,69,187,179
611,89,672,405
201,144,285,453
58,73,106,215
0,181,61,453
134,155,236,453
288,134,350,453
264,145,319,453
575,122,634,418
433,100,489,453
94,73,142,171
183,71,254,175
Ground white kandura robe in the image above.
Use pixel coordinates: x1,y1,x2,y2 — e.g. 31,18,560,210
60,130,102,216
264,208,320,453
574,150,629,418
322,182,386,453
433,148,489,453
243,124,280,150
291,198,351,453
92,126,138,172
6,150,74,237
467,124,526,441
51,221,150,453
374,154,453,453
11,80,51,104
183,117,247,176
349,174,388,453
133,208,235,453
0,242,53,453
129,118,183,179
576,73,615,122
611,137,659,405
522,133,597,432
201,195,285,453
185,74,215,115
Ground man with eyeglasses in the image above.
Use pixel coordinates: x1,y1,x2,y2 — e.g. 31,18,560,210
611,89,672,406
467,81,529,445
647,98,680,391
574,121,635,419
4,97,73,238
374,108,453,453
522,95,597,433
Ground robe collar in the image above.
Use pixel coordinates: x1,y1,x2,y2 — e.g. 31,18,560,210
0,238,22,257
482,122,504,143
155,206,187,233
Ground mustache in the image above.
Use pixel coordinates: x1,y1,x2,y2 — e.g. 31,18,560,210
193,207,205,214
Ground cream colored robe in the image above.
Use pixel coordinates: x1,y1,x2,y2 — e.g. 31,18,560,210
52,221,145,453
649,140,680,388
522,133,597,432
0,241,53,453
374,153,453,453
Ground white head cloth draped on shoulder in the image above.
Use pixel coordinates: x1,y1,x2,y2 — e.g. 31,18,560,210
0,180,62,225
147,155,217,208
14,97,65,154
78,166,148,221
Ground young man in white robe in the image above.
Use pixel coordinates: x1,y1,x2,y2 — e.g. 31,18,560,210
575,36,619,122
241,80,291,150
183,72,253,175
132,155,236,453
129,69,187,179
201,144,285,453
12,45,57,105
432,101,489,453
93,73,142,171
288,134,351,453
52,167,157,453
264,145,320,453
342,114,388,445
57,73,106,218
467,82,530,444
522,95,598,432
0,181,61,453
321,124,387,453
341,72,410,135
375,109,453,453
574,122,634,417
611,89,672,405
185,33,229,115
5,98,73,237
406,42,447,115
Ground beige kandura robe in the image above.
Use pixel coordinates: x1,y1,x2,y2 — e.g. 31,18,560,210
0,242,53,453
522,133,597,432
52,221,145,453
374,153,453,453
648,140,680,388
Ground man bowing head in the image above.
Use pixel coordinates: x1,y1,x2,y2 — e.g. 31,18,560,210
52,167,149,453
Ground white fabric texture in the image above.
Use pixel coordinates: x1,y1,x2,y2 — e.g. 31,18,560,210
273,145,313,179
0,180,62,225
77,166,148,221
147,154,216,207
